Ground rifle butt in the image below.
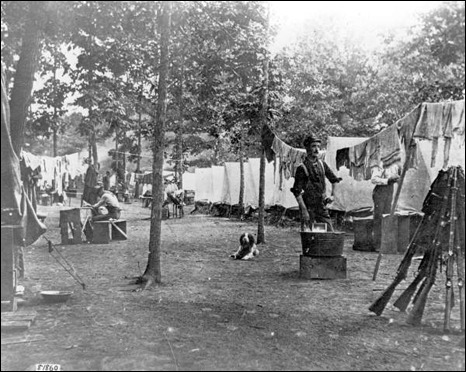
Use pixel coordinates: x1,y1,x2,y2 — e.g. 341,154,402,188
393,276,424,312
393,253,431,312
407,281,434,326
369,281,399,316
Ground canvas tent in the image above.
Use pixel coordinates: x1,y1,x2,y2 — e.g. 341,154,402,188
182,171,196,191
324,136,432,214
1,64,46,244
193,158,299,210
1,63,46,287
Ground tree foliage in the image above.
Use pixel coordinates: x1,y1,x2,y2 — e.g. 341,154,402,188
2,1,464,165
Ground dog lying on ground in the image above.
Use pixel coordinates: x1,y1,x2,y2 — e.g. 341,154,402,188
230,233,259,260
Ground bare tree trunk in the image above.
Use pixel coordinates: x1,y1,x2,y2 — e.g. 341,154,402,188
134,113,142,199
53,127,58,158
52,64,58,158
91,127,98,166
88,130,92,163
257,4,270,245
143,0,172,289
9,1,43,156
238,135,245,219
213,137,219,166
123,130,127,176
176,53,185,190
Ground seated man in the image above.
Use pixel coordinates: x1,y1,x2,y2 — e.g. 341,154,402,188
83,186,122,242
89,186,121,221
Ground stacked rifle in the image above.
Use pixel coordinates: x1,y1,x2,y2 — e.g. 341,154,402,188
369,166,465,332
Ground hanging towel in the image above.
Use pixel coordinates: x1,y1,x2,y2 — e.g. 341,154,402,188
378,124,401,167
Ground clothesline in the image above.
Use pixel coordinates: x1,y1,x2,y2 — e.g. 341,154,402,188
111,150,185,162
111,150,152,159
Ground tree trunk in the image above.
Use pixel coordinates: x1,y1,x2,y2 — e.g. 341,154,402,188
123,130,127,178
134,113,142,199
176,53,185,190
257,4,270,245
52,64,58,157
88,130,92,163
53,127,58,158
91,122,98,166
143,0,172,289
238,135,245,219
9,1,43,156
115,126,119,178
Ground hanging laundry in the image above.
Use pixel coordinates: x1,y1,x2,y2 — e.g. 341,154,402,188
378,124,401,167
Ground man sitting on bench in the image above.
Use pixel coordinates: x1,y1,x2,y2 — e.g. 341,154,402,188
83,186,122,242
87,185,122,221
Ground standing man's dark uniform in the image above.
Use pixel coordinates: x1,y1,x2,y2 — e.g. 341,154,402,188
291,135,342,232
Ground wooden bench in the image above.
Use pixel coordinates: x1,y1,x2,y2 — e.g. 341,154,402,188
92,220,127,244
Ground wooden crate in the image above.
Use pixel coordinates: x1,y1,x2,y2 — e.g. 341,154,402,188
397,214,422,253
352,216,374,251
59,209,83,245
111,220,127,240
92,221,111,244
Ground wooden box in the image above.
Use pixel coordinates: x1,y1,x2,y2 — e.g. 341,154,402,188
299,255,347,280
92,221,111,244
380,214,399,254
59,208,83,245
111,220,127,241
397,214,422,253
352,216,374,251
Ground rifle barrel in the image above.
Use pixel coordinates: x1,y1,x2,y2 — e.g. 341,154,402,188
444,167,458,332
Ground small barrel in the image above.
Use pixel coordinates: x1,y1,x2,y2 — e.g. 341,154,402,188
300,231,345,257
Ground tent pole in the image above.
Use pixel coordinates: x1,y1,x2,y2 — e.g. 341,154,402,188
372,106,421,281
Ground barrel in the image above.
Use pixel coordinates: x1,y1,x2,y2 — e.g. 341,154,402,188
300,231,345,257
352,216,374,251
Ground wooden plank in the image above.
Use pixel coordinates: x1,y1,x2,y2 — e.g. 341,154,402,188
299,255,347,280
1,320,31,332
1,312,37,323
1,334,46,345
1,310,37,317
110,220,127,240
1,298,18,312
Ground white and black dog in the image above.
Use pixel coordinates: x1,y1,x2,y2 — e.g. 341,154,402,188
230,233,259,260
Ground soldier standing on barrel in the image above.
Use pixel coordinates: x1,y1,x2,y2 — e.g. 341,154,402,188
291,134,342,232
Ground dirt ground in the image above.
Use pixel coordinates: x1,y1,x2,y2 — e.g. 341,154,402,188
1,197,465,371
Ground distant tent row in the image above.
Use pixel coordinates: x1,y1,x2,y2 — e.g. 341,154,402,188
185,158,297,210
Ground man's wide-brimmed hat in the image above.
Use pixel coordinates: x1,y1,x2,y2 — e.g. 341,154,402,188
303,134,321,148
